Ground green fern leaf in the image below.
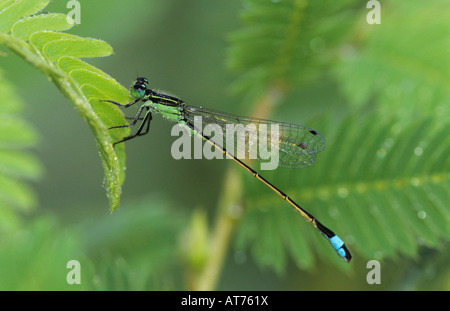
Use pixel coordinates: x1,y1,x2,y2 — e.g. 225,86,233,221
30,32,113,61
227,0,359,97
0,215,95,290
12,13,73,40
0,70,42,233
0,0,131,210
237,114,449,270
225,0,449,274
333,1,449,123
0,0,49,32
82,196,186,290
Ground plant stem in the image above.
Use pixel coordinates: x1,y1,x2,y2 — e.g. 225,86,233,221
191,84,286,290
191,168,242,291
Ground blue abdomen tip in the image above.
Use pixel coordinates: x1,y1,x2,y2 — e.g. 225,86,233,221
329,236,344,250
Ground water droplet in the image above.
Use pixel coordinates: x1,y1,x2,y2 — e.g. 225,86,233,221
356,182,367,193
377,148,386,158
339,44,357,61
414,146,423,156
383,138,394,148
374,250,384,259
411,177,420,186
337,187,349,198
417,211,427,219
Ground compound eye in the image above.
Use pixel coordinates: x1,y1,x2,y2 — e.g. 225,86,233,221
136,77,149,85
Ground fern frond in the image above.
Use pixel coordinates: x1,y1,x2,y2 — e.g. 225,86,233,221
333,1,450,123
236,113,449,271
0,70,42,233
82,196,186,290
224,0,449,274
0,0,131,210
227,0,359,97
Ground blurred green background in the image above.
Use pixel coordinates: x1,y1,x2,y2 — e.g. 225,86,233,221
0,0,448,290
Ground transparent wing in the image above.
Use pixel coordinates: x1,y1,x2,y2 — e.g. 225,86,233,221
183,105,326,168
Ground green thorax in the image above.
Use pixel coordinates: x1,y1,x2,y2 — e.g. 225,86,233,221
144,93,183,123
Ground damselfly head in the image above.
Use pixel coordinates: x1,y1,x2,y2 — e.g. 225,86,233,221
131,77,149,99
136,77,149,85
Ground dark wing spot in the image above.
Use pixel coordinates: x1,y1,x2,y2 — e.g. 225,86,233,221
309,130,318,135
298,142,308,149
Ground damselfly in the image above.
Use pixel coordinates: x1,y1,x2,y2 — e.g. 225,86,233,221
102,77,352,262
